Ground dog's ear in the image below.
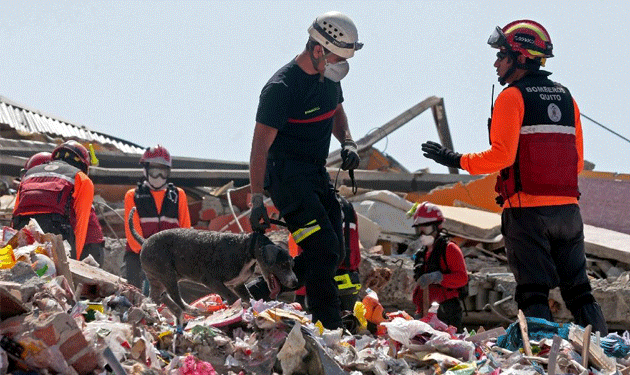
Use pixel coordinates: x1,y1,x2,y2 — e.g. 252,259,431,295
263,245,279,265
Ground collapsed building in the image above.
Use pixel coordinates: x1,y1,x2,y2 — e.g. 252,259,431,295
1,94,630,374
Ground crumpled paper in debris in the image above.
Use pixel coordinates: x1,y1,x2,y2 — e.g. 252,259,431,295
277,322,309,375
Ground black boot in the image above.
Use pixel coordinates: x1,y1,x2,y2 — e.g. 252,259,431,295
572,302,608,336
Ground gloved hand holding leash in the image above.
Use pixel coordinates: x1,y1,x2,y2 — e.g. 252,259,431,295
249,193,270,232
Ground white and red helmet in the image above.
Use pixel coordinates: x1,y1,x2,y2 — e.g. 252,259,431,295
140,144,172,167
411,201,444,227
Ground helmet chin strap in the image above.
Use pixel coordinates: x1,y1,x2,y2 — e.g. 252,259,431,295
499,52,537,85
499,54,518,86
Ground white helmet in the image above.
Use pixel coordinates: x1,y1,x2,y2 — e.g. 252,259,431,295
308,11,363,59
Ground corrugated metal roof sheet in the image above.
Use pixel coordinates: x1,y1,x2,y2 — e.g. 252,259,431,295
0,95,144,154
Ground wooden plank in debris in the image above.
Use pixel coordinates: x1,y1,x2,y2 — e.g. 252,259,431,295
582,325,592,369
568,325,616,373
517,310,533,357
422,288,429,317
547,335,562,375
465,326,507,343
42,233,74,291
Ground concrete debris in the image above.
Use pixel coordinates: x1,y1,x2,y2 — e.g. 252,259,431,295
0,213,629,375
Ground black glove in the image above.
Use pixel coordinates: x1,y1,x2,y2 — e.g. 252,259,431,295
421,141,462,169
340,139,360,170
249,193,270,232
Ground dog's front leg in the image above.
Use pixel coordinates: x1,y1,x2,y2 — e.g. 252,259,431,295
231,283,252,303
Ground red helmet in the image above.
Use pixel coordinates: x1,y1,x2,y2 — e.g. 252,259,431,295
52,140,91,173
24,152,52,170
140,144,171,167
412,202,444,227
488,20,553,59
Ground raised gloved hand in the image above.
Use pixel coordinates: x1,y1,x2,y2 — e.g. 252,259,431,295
416,271,443,287
249,193,270,232
421,141,462,169
340,139,360,170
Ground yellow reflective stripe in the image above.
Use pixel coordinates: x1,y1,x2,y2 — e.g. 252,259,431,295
334,274,362,291
292,220,321,244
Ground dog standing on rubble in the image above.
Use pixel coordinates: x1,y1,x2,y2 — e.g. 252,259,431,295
128,207,298,324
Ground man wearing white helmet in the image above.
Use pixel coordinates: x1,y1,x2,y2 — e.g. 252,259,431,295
248,11,362,329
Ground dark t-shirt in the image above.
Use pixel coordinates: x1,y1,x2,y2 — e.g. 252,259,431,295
256,59,344,163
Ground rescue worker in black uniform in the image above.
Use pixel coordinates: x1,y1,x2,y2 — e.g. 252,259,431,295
248,11,362,329
420,20,607,334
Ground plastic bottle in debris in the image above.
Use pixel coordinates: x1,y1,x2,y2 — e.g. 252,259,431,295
362,288,390,335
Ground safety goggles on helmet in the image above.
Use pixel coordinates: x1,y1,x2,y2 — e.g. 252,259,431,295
416,225,436,236
147,165,170,179
310,21,364,53
488,26,509,50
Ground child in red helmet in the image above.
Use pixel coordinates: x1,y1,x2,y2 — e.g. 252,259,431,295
409,201,468,332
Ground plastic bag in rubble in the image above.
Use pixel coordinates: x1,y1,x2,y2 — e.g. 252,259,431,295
381,317,448,347
165,354,217,375
601,332,630,358
277,322,309,375
426,332,476,362
497,317,571,352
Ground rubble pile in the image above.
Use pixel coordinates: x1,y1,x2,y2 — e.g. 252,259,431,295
2,222,630,375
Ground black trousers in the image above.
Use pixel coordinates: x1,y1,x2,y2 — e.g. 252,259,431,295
502,204,607,334
437,297,463,332
121,250,147,290
265,159,345,329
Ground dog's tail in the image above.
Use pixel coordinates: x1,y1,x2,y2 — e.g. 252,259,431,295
128,207,145,245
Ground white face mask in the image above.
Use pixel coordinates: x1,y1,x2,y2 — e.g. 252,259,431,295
323,60,349,82
144,166,169,190
420,234,435,247
147,176,167,190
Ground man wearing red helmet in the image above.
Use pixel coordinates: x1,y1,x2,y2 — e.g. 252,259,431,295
409,202,468,331
12,142,94,260
421,20,607,334
123,145,190,289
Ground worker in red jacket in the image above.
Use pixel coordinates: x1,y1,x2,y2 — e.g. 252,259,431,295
410,202,468,331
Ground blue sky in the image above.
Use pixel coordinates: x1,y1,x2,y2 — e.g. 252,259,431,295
2,1,629,174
